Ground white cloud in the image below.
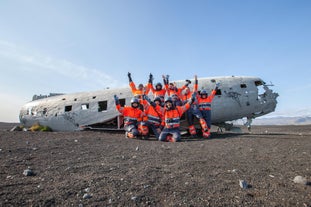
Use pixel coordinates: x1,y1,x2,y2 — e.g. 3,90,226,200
0,40,124,90
0,40,127,122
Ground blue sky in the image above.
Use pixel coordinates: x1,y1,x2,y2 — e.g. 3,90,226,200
0,0,310,122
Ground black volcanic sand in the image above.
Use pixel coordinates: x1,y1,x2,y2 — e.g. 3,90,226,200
0,124,311,206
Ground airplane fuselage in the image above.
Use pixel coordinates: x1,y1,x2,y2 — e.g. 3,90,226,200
19,76,279,131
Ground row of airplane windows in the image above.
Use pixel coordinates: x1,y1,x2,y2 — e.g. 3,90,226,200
26,99,127,116
27,85,241,116
64,99,126,112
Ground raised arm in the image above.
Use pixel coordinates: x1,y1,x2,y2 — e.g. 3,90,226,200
193,75,198,92
114,95,123,113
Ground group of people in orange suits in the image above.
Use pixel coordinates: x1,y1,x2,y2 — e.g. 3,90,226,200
114,72,220,142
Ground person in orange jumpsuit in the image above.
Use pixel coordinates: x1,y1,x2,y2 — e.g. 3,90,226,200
182,75,209,138
114,95,144,139
167,77,191,98
197,82,220,138
147,73,168,104
127,72,149,98
159,94,195,142
181,86,192,102
142,95,164,139
171,94,183,107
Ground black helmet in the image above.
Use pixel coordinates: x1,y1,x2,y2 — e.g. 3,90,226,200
131,98,140,108
138,84,144,89
164,96,173,103
154,96,162,103
131,97,139,104
155,82,162,89
200,90,208,96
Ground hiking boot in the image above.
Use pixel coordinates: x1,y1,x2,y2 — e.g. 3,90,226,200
166,135,175,142
126,132,136,139
202,131,211,138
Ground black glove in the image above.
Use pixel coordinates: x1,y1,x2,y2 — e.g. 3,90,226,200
127,72,132,82
148,73,153,84
165,75,169,84
162,75,167,85
185,79,191,86
114,95,119,105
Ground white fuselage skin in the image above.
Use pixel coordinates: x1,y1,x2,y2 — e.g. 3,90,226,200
19,76,278,131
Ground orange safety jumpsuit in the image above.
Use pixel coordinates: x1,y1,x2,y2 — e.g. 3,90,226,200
148,83,168,98
129,81,150,97
116,104,144,138
144,101,164,138
197,89,216,111
183,81,209,137
197,89,217,137
167,83,188,98
137,99,150,136
159,102,190,142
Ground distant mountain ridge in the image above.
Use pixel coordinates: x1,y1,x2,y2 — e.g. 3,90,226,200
249,107,311,125
252,116,311,125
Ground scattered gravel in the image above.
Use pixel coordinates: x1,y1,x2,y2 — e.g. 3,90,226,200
0,124,311,206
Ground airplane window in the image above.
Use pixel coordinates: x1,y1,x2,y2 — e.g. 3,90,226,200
81,104,89,110
28,107,37,115
120,98,126,107
255,80,263,86
65,105,72,112
98,101,107,112
240,84,247,88
215,89,222,95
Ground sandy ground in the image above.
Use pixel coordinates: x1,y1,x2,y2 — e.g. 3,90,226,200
0,123,311,207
